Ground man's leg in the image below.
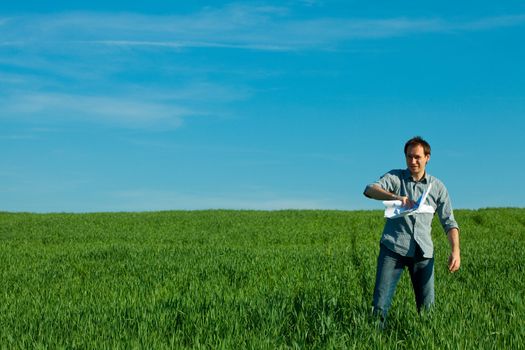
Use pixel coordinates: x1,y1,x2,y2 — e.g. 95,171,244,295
372,244,406,322
408,245,435,313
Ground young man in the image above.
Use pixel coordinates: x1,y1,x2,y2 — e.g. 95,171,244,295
363,136,460,324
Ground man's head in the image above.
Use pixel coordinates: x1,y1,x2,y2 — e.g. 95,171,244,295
404,136,431,178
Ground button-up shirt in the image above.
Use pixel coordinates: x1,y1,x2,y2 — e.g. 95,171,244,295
366,169,459,258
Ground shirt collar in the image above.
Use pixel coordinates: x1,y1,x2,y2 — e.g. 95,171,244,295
403,168,429,183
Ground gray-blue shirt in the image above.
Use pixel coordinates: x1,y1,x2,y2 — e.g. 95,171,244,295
366,169,459,258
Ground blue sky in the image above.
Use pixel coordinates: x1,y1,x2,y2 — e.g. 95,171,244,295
1,1,524,212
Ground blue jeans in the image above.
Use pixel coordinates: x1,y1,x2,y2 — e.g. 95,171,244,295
372,243,434,320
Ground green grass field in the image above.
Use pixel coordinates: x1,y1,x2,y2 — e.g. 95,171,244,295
1,209,524,349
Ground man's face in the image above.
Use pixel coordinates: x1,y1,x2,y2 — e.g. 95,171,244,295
405,144,430,176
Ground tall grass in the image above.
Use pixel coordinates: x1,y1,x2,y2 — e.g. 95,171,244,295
0,209,523,349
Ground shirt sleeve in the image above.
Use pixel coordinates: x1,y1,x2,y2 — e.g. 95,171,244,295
436,184,460,234
364,170,401,196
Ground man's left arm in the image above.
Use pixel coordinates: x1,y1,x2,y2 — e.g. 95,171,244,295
435,182,461,272
447,228,460,272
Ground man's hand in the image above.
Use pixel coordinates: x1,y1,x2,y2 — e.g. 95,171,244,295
447,228,461,272
363,185,415,208
448,250,460,272
399,196,416,208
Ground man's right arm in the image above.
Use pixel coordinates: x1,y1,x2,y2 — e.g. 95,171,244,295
364,184,415,208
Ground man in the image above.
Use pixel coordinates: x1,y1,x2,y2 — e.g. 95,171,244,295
363,136,460,324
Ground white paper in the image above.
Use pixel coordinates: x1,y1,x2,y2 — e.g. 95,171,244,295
383,183,435,219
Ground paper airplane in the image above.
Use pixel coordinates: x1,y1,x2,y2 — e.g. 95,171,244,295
383,183,435,219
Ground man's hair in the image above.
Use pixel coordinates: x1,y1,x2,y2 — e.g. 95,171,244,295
404,136,431,156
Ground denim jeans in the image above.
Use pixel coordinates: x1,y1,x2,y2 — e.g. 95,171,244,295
372,243,434,320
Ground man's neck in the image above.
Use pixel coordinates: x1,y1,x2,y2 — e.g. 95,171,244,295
410,170,426,182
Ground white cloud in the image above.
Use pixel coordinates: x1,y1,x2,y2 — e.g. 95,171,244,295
0,78,252,131
2,92,190,129
2,6,524,131
82,39,290,51
0,72,27,84
1,188,345,212
1,7,524,51
108,188,337,211
0,134,38,140
456,14,525,30
0,78,250,129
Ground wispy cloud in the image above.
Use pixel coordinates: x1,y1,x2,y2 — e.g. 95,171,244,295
1,6,524,51
0,135,34,141
455,14,525,30
0,72,28,84
81,40,290,51
2,92,190,129
108,188,337,211
0,77,251,129
2,5,524,131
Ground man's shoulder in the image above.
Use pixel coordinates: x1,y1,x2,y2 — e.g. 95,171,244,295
383,169,407,178
376,169,407,187
426,173,443,184
426,173,449,192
